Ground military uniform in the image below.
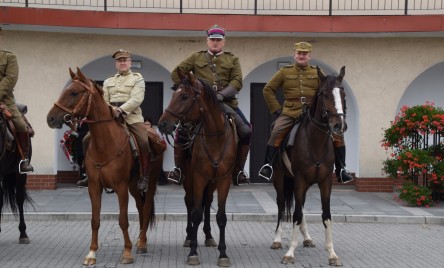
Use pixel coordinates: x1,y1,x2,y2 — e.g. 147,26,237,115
258,41,352,183
168,24,251,186
263,64,320,147
0,48,33,172
171,50,243,109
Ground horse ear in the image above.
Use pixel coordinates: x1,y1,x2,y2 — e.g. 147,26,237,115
188,71,198,86
338,66,345,83
177,68,186,81
76,67,88,83
317,67,325,82
69,68,76,79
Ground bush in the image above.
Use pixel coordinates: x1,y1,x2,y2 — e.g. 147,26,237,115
381,102,444,207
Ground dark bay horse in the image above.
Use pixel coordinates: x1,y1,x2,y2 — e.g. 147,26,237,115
0,111,33,244
158,71,237,267
47,68,162,265
271,67,347,266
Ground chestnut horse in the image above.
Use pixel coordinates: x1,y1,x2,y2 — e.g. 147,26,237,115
47,68,162,265
158,71,236,267
271,67,347,266
0,112,33,244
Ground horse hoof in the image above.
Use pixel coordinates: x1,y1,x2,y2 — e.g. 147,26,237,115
19,237,30,244
121,256,134,264
205,238,217,247
271,242,282,249
329,257,343,266
83,257,96,266
183,239,191,247
187,255,200,265
303,239,315,247
281,256,294,264
136,247,147,254
217,257,231,267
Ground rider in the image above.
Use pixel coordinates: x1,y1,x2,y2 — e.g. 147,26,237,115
82,49,152,191
169,24,252,186
0,27,34,173
258,41,353,184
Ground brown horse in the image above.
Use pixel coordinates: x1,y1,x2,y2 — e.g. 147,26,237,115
0,112,33,244
46,68,162,265
271,67,347,266
158,71,237,267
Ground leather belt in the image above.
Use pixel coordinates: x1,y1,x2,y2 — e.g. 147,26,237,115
110,102,125,107
286,97,312,104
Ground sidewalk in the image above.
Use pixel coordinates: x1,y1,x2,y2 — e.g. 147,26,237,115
5,183,444,224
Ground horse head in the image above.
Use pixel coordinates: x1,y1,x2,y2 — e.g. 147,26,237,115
312,66,347,136
158,70,220,135
47,68,102,130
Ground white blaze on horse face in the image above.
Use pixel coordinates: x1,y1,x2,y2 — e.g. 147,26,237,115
332,87,343,115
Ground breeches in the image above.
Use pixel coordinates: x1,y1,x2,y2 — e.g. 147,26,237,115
267,114,295,147
10,105,27,132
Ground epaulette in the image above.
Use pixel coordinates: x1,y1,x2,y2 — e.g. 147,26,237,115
132,72,142,77
1,50,13,55
223,51,235,56
281,64,294,69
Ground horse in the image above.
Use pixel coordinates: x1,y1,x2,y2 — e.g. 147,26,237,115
46,68,162,265
158,71,237,267
0,109,33,244
270,66,347,266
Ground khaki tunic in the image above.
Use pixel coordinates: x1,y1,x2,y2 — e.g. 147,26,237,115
263,64,320,119
171,50,243,108
0,50,27,132
103,70,145,125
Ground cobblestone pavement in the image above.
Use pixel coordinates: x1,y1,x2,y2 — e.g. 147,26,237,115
0,183,443,267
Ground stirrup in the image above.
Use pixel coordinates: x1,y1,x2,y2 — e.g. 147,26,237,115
258,164,273,181
236,171,250,185
339,168,353,183
19,159,34,174
167,167,182,184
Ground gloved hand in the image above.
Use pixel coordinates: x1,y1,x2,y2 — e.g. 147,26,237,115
113,107,125,118
274,108,282,116
216,93,224,101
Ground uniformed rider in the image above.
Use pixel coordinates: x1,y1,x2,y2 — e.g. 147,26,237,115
169,24,252,186
258,42,354,183
0,27,34,173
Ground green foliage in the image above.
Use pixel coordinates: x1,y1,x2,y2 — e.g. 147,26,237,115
381,102,444,207
396,182,433,207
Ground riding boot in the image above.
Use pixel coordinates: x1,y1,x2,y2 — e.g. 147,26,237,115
137,150,151,192
258,145,278,181
232,144,250,185
334,146,354,183
167,143,186,185
16,132,34,173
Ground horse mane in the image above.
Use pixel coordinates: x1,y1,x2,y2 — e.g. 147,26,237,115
90,79,104,96
181,77,223,113
309,74,336,116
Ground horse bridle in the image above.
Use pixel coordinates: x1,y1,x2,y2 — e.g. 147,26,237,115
165,81,203,123
53,79,95,129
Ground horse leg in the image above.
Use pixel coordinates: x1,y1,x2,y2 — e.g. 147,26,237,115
83,185,103,266
282,182,307,264
203,183,217,247
130,185,147,254
215,179,231,267
271,172,284,250
183,174,193,247
319,181,342,266
15,174,30,244
186,189,204,266
116,188,134,264
136,172,158,254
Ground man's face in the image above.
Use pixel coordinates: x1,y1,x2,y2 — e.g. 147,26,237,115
294,51,311,67
115,57,132,73
206,38,225,53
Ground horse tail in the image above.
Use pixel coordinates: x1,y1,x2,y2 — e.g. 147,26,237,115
283,174,294,222
2,174,34,214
